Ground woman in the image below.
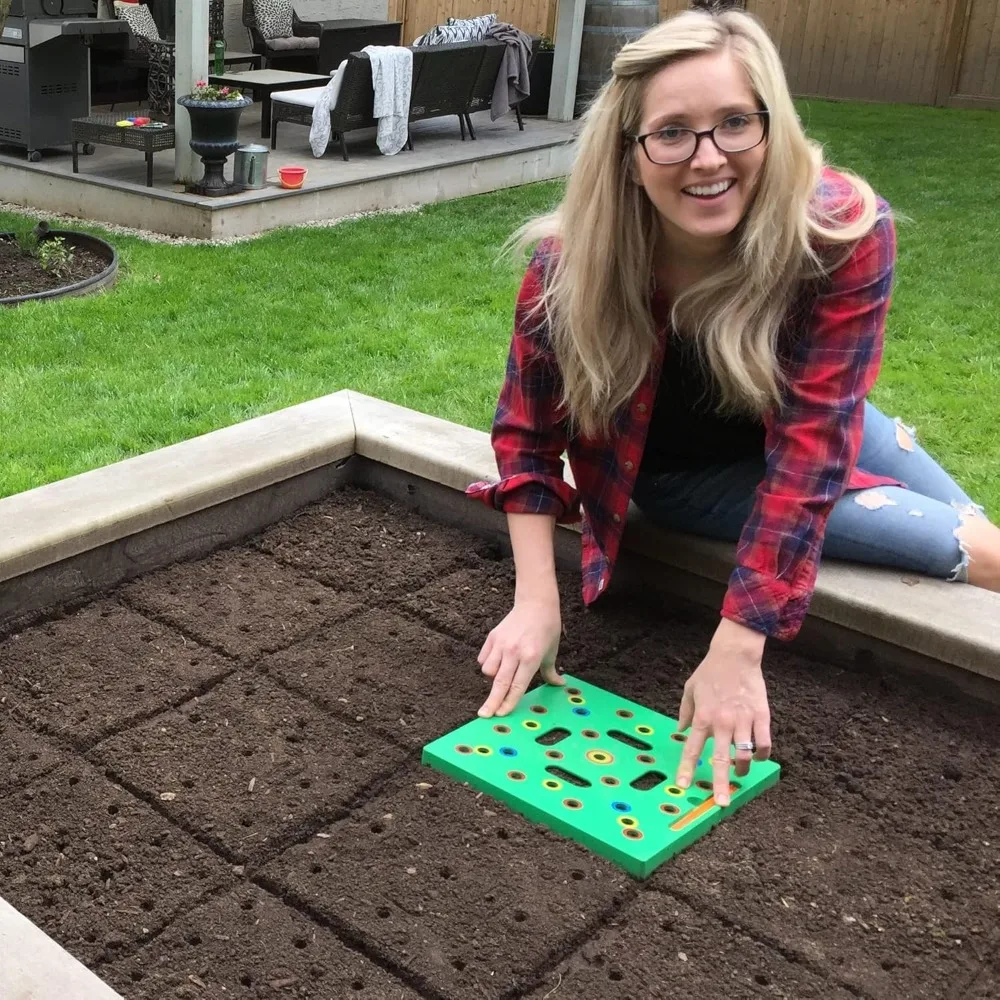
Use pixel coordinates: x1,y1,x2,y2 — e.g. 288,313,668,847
466,8,1000,806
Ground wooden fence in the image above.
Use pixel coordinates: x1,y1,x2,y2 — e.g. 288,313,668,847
387,0,999,109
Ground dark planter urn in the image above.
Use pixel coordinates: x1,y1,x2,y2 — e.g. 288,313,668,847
177,94,253,197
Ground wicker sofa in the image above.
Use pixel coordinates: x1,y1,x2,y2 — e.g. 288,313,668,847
270,38,535,160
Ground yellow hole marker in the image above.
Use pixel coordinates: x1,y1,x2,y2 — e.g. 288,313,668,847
474,745,492,756
523,719,541,730
585,749,615,765
568,695,586,705
665,785,684,797
636,725,654,736
543,778,562,791
617,815,638,828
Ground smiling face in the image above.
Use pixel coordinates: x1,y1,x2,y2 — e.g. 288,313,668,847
633,47,767,258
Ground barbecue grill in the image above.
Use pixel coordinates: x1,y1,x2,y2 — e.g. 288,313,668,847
0,0,128,161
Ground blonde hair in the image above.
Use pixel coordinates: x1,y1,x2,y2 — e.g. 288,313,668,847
517,8,881,439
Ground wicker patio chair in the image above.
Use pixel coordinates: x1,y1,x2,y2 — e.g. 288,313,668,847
464,36,539,137
242,0,320,72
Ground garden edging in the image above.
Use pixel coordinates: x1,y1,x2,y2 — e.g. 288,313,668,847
2,389,997,683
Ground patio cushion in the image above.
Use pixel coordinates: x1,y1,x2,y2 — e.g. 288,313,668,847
114,1,161,41
271,58,345,110
268,34,320,50
271,85,327,108
253,0,293,40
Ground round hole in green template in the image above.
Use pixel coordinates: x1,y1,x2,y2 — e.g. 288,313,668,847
522,720,541,730
659,802,680,815
507,770,526,781
636,725,654,736
493,724,511,734
455,744,473,754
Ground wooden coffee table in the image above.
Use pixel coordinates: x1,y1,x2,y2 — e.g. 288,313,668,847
208,69,330,138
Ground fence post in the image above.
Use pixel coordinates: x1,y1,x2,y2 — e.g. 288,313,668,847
548,0,588,121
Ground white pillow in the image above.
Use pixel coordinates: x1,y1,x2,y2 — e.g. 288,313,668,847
253,0,293,40
114,1,160,41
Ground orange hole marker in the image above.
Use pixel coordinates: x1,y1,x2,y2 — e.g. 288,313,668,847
669,783,738,831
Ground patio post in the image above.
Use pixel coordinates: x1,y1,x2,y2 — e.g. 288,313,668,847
547,0,586,121
173,0,210,183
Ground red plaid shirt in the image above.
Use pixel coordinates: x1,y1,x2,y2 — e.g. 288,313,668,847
467,169,898,640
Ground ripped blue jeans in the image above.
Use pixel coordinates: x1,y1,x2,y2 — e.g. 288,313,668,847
632,402,984,583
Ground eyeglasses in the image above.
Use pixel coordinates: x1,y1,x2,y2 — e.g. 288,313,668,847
630,111,769,165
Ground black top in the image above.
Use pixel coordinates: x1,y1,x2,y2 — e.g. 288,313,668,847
640,328,766,474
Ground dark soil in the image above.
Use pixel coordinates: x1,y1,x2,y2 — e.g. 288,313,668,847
0,236,108,299
0,484,997,1000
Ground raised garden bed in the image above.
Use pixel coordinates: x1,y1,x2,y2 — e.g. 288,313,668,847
2,482,998,1000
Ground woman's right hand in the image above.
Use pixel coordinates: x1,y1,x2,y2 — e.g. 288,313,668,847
477,597,565,717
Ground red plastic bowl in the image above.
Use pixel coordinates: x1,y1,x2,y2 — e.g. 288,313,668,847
278,165,307,190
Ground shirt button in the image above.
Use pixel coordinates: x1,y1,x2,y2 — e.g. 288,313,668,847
624,460,634,471
637,403,648,414
612,513,621,523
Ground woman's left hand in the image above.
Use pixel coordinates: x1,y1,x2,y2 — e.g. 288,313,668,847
674,618,772,806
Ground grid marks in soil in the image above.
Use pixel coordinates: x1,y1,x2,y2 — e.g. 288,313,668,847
92,672,411,863
0,599,232,746
1,484,998,1000
0,758,232,966
260,772,633,1000
102,884,426,1000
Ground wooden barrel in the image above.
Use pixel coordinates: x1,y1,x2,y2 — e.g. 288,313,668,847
575,0,660,116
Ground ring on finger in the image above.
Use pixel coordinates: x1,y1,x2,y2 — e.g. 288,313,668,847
733,740,755,752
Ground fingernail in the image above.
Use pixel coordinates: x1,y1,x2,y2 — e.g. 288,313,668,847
677,776,690,788
717,795,730,807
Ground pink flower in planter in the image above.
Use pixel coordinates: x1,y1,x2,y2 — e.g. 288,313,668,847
196,80,207,87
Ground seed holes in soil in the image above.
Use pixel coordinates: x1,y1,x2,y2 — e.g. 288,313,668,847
497,828,510,840
571,870,585,880
140,899,155,912
240,974,252,987
241,818,253,828
512,909,528,922
439,866,454,879
240,900,254,911
242,749,254,758
130,971,144,982
84,932,97,943
351,981,365,991
535,726,570,746
755,974,769,986
609,969,624,982
452,959,466,972
545,765,591,788
311,864,323,874
134,684,144,693
370,822,385,834
181,779,194,789
293,937,308,949
68,776,79,786
300,779,312,788
186,933,202,946
376,907,391,919
107,805,119,816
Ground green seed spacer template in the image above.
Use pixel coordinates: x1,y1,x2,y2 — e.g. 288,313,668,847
422,675,780,878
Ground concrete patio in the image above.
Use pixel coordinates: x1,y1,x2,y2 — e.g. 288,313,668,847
0,105,578,240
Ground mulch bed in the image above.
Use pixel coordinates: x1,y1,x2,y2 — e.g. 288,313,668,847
1,485,998,1000
0,236,108,299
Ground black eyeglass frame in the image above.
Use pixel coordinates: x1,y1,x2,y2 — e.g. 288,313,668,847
630,110,771,165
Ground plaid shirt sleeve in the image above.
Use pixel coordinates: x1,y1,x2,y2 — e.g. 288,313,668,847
721,213,897,640
465,246,582,522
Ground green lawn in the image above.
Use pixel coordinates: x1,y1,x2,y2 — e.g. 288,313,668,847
2,98,998,514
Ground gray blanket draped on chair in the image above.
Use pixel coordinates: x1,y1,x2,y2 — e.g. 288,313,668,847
485,23,532,121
